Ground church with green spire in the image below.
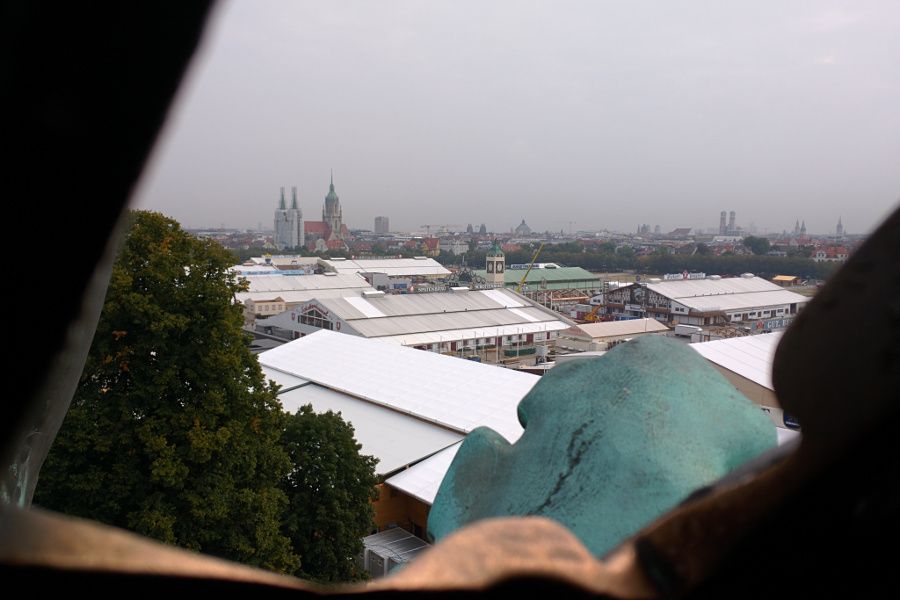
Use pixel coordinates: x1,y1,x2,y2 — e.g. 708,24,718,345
276,172,347,252
273,174,348,251
321,171,345,245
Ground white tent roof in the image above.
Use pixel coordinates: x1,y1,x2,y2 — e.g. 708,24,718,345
277,382,463,475
645,277,809,313
320,257,450,277
675,290,809,313
234,273,375,304
258,329,538,452
238,273,373,293
385,443,462,504
691,332,784,390
229,264,279,274
304,288,573,342
247,256,320,267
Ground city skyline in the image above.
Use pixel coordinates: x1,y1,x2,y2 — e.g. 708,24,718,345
133,1,900,234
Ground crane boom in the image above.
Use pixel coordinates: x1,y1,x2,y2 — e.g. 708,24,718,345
516,243,545,293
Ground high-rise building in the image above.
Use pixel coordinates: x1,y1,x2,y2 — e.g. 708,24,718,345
728,211,736,235
274,186,304,250
375,216,390,235
719,211,727,235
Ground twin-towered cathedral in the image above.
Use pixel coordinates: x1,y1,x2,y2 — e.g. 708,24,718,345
274,175,348,251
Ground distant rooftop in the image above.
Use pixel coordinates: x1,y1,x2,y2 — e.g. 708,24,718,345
565,319,670,339
691,332,784,390
472,265,602,289
234,273,375,304
320,257,450,277
643,276,810,313
262,288,574,346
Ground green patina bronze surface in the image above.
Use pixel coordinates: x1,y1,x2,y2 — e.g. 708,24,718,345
428,335,776,557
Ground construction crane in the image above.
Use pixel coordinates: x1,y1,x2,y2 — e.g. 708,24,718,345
516,242,545,293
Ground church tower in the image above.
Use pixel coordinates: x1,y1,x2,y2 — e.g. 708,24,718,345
485,241,505,286
289,186,304,249
836,217,844,238
274,187,290,250
322,172,343,241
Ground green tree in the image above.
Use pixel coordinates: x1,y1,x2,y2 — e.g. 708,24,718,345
281,405,379,583
743,236,771,255
36,211,298,573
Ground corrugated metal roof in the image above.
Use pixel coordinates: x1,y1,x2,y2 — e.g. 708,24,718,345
276,383,463,475
321,257,450,277
691,332,783,390
566,319,670,339
258,330,538,443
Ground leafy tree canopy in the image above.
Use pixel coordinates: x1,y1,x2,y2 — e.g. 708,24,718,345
743,235,771,255
36,211,298,572
281,406,379,583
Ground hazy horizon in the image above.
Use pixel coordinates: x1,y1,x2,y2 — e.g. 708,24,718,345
133,1,900,235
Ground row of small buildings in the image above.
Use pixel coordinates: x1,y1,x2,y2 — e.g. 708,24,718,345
237,254,810,369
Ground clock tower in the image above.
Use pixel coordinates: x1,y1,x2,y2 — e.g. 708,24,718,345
485,241,505,287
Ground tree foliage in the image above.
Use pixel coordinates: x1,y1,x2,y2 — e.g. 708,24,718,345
437,241,837,280
281,406,379,583
743,235,771,255
36,211,298,572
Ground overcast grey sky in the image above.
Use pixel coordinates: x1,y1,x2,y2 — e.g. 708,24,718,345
133,0,900,235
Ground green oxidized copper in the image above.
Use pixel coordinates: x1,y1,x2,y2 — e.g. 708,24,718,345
427,335,776,557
